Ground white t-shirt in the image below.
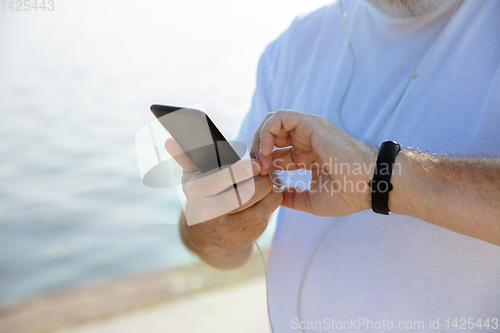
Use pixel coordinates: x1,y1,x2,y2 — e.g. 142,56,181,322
237,0,500,332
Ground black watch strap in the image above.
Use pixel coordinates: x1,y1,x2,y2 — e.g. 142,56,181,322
369,141,401,215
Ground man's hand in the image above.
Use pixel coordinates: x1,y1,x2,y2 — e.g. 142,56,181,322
254,109,500,246
253,109,377,217
165,138,283,270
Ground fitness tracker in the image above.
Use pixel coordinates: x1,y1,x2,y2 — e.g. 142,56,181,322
369,141,401,215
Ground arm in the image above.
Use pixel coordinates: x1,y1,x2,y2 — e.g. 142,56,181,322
178,212,254,270
391,151,500,246
255,110,500,247
173,38,284,269
166,138,282,271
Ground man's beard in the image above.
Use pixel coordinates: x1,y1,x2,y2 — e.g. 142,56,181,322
363,0,449,18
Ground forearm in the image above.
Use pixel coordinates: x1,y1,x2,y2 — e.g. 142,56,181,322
390,151,500,246
178,212,253,270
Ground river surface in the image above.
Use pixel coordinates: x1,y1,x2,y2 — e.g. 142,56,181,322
0,0,330,305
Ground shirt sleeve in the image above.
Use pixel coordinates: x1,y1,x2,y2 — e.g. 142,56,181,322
235,37,282,154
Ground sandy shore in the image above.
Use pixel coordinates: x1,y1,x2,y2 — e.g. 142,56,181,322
0,250,269,333
55,277,270,333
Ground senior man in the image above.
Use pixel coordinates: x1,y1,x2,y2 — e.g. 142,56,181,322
168,0,500,331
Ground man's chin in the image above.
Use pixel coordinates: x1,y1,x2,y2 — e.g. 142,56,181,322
363,0,448,18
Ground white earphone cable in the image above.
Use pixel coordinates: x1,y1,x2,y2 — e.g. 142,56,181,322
297,1,461,333
297,217,344,333
338,0,461,142
255,241,275,333
370,0,461,141
258,1,461,332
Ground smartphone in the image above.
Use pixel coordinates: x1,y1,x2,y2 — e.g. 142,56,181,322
150,104,242,173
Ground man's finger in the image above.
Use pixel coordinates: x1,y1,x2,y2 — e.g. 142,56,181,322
228,189,283,230
280,186,316,215
165,137,199,173
266,147,297,171
252,113,274,156
258,110,302,174
228,175,274,214
266,147,320,173
188,159,261,197
184,179,257,225
260,110,302,157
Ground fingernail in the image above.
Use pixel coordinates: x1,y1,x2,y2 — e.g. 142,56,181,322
259,142,263,154
251,160,261,173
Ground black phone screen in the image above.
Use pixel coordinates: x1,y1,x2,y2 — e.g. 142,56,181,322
150,104,242,173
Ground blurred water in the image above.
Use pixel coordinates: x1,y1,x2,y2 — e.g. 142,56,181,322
0,0,330,305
